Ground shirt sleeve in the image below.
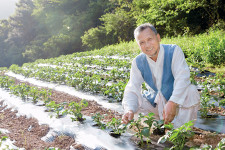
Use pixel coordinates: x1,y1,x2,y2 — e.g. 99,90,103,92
122,58,144,113
169,46,191,105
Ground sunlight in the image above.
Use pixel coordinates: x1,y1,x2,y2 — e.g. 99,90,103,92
0,0,18,19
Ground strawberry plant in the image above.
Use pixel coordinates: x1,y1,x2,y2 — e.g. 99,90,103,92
152,119,165,135
0,76,15,89
40,89,52,104
129,113,146,145
29,87,39,103
130,112,156,144
158,120,194,150
91,113,106,129
66,100,88,122
142,112,156,139
46,101,67,118
106,118,127,136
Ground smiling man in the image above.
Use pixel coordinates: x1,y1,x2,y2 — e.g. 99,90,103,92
122,23,200,128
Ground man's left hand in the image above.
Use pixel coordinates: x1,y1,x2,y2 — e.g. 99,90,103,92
163,101,178,124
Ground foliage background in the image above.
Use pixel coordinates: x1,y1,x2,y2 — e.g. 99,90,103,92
0,0,224,67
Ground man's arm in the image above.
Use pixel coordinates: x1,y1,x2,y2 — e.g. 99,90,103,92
169,46,191,105
163,46,190,124
122,59,144,124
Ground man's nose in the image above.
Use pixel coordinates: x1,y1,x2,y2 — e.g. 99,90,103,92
145,41,151,48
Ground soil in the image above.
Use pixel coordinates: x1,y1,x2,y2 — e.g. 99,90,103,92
0,76,225,149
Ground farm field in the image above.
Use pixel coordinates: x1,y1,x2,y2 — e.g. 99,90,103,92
0,30,225,150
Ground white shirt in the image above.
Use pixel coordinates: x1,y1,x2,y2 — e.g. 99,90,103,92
122,44,200,116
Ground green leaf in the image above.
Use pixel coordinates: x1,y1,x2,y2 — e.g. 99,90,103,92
1,136,8,141
141,127,150,137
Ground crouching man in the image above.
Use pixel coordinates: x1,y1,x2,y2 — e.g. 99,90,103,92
122,23,200,128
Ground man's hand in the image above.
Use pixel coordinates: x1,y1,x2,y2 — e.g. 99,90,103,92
163,101,178,124
122,110,134,124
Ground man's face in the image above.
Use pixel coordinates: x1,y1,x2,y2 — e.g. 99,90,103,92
136,28,161,61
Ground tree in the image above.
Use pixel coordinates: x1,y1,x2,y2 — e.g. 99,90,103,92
0,20,10,67
82,0,136,49
5,0,36,65
23,0,112,60
132,0,225,36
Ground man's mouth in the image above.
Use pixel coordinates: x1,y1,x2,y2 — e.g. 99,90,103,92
146,48,153,52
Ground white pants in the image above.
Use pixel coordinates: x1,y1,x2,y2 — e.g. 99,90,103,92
134,97,199,128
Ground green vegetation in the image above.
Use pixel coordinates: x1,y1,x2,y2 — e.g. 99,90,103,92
46,101,67,118
4,29,224,105
66,100,88,121
190,138,225,150
0,3,225,147
106,118,127,135
0,0,224,67
162,29,225,67
129,113,154,145
0,133,9,149
0,71,224,149
91,113,106,130
0,75,88,122
158,121,194,150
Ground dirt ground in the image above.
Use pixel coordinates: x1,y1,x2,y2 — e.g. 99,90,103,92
0,77,225,149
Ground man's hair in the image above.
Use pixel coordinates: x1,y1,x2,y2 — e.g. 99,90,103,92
134,23,158,40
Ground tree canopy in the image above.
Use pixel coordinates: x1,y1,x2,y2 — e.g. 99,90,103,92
0,0,224,67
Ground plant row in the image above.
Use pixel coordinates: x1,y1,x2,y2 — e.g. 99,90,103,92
1,75,225,149
0,75,88,122
92,112,225,150
9,64,129,102
8,63,225,117
195,74,225,118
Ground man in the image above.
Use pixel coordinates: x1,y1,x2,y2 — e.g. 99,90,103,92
122,23,200,128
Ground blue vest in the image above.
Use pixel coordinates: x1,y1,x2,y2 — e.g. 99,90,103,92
136,44,176,107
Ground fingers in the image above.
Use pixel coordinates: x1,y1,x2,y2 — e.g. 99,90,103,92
128,112,133,121
164,112,175,124
122,110,134,124
163,101,177,124
122,114,129,124
163,108,165,120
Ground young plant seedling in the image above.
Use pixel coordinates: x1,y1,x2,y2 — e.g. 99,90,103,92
152,119,165,135
29,86,39,103
129,113,146,145
91,113,106,130
106,117,127,138
158,120,194,150
66,100,88,122
40,89,52,105
46,101,67,118
200,82,211,118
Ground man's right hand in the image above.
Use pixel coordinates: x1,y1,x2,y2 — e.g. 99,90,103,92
122,110,134,124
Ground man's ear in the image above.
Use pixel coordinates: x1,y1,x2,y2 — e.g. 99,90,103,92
157,33,161,42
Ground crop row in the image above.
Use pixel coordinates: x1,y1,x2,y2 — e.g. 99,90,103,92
9,63,129,102
7,67,225,118
1,74,225,149
195,73,225,117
